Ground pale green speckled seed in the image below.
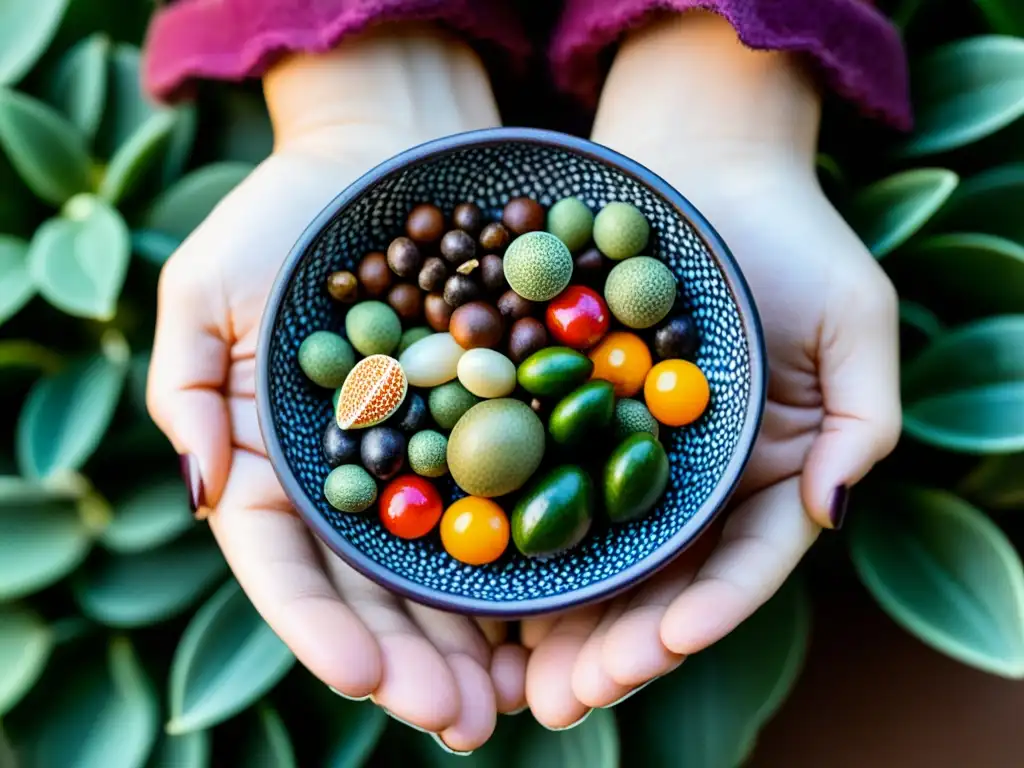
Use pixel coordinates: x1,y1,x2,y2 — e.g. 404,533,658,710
324,464,377,513
546,197,594,253
298,331,355,388
408,430,449,477
593,201,649,261
503,231,573,302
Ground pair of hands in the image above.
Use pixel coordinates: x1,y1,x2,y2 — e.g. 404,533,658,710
147,17,901,753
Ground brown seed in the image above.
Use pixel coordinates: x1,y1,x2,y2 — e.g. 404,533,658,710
424,292,454,332
479,254,506,293
479,222,511,253
417,257,447,292
440,229,476,264
502,197,545,234
387,237,422,278
508,317,548,364
496,289,533,322
450,301,504,350
357,252,392,297
443,274,481,308
530,398,543,413
326,270,358,303
406,203,444,243
456,258,479,276
452,202,485,236
574,247,606,286
387,283,423,322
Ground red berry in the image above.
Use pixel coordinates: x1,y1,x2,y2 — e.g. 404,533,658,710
379,475,443,539
545,285,610,350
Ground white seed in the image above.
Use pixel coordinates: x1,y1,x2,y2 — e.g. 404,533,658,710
398,332,464,387
457,348,517,398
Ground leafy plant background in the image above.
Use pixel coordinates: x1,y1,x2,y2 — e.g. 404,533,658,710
0,0,1022,766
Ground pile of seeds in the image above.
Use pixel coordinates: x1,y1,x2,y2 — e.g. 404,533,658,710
298,195,708,566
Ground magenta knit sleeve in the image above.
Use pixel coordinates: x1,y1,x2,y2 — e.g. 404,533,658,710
141,0,531,101
549,0,911,130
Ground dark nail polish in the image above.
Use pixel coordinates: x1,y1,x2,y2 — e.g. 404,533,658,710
830,485,849,530
179,454,205,513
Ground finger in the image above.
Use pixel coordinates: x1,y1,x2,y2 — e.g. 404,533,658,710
660,477,819,655
526,607,602,729
147,253,233,511
475,618,507,646
804,270,901,527
209,450,381,697
521,614,560,649
228,397,265,455
571,599,631,708
319,548,460,732
404,602,492,669
436,654,497,753
491,644,528,713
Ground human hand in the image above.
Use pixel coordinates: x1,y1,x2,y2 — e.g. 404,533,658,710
146,25,527,751
522,12,902,728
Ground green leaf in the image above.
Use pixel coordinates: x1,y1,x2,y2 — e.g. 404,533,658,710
237,704,297,768
46,33,110,142
144,162,253,240
850,485,1024,677
890,233,1024,317
161,104,196,186
0,500,91,600
958,453,1024,510
899,36,1024,157
0,605,53,716
0,0,70,86
99,110,178,205
96,44,160,158
846,169,958,257
975,0,1024,35
100,478,195,554
146,731,210,768
899,300,944,343
168,579,296,734
0,723,15,767
0,340,63,375
16,346,129,479
28,194,130,320
931,163,1024,242
0,235,34,327
0,88,92,206
216,90,273,164
620,576,811,768
11,636,159,768
131,229,181,267
902,315,1024,453
73,534,227,628
321,697,387,768
515,709,619,767
0,474,81,507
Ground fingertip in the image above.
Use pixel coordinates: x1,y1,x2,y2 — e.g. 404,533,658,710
438,653,497,752
526,633,590,729
491,644,527,713
572,640,628,708
374,634,460,732
659,581,742,655
602,606,681,687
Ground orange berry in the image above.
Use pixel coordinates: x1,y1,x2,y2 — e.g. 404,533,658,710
589,331,652,397
440,497,510,565
643,359,709,427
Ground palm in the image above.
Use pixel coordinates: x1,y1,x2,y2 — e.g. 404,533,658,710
522,167,898,728
150,142,524,751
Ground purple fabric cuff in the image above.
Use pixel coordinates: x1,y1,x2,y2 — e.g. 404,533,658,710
142,0,531,101
550,0,912,130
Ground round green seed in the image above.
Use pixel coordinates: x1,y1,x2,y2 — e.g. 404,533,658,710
614,398,660,441
593,201,650,261
324,464,377,513
298,331,355,388
429,381,480,430
546,197,594,252
408,430,449,477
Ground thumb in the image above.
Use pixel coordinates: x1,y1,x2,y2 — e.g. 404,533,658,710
801,271,902,529
147,255,233,517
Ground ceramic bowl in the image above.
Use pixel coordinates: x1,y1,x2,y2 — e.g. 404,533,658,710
256,127,766,617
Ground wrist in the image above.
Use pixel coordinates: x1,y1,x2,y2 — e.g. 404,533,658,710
592,12,821,183
264,22,500,154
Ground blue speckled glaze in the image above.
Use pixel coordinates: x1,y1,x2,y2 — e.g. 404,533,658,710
257,128,766,617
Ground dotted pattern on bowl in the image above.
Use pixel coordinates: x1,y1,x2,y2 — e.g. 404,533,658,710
267,142,751,603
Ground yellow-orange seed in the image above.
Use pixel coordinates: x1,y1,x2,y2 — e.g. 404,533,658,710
336,355,408,429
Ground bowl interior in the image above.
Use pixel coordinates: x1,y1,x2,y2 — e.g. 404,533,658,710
260,132,762,615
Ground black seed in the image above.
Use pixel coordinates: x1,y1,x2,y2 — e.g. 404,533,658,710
323,421,361,468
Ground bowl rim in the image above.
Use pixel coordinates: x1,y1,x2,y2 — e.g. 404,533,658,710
256,126,767,618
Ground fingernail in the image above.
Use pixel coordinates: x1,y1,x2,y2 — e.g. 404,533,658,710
369,696,431,733
179,454,205,514
505,705,528,716
830,485,849,530
431,733,473,757
600,677,656,709
327,685,371,702
543,708,593,732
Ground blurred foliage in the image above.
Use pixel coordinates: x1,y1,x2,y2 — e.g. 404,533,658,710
0,0,1022,767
